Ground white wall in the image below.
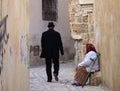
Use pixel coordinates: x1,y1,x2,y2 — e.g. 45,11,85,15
30,0,75,66
0,0,29,91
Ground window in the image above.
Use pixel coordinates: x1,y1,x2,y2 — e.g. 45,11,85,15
42,0,58,21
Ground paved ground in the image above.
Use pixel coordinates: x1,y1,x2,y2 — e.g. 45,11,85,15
30,61,110,91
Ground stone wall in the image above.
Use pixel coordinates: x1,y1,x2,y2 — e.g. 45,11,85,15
0,0,29,91
69,0,95,64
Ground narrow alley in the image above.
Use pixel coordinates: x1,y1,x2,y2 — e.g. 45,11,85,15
30,61,110,91
0,0,120,91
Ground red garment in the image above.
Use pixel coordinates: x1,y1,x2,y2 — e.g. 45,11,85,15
74,67,89,84
86,43,96,54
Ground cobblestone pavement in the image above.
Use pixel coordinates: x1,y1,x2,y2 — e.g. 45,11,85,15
30,61,110,91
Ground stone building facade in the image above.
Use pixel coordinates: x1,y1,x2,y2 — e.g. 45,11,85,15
69,0,95,64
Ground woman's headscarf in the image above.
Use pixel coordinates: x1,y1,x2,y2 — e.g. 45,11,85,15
86,43,96,53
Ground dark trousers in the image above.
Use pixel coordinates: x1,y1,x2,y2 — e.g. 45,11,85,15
45,58,59,81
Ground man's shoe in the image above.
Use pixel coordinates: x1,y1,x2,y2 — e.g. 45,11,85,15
47,80,52,82
47,79,52,82
54,74,59,81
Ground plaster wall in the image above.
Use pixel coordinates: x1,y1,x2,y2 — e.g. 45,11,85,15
95,0,120,91
0,0,29,91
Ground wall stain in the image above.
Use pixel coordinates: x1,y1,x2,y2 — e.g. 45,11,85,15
20,34,29,65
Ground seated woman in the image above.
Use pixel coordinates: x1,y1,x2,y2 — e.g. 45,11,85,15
72,43,99,86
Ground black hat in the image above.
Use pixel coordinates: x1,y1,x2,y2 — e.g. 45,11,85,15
48,22,55,27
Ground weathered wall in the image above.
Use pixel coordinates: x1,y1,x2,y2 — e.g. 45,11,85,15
95,0,120,91
69,0,94,64
0,0,1,18
0,0,29,91
79,0,94,4
30,0,75,67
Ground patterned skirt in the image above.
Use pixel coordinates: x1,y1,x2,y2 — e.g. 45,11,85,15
74,67,89,84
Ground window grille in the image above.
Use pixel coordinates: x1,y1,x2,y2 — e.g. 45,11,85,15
42,0,58,21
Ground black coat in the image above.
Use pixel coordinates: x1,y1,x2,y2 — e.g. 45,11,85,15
40,29,64,58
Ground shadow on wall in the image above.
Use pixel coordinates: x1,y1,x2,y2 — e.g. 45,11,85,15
30,45,75,67
30,45,45,67
60,47,75,62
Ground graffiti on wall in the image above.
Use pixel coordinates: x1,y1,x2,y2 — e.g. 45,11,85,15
0,15,9,91
0,15,9,75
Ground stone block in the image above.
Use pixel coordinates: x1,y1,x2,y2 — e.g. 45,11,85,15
89,25,94,32
69,14,75,22
72,30,80,34
88,13,93,24
89,32,95,39
89,39,95,44
83,15,88,23
79,0,94,4
79,24,88,33
91,76,101,86
75,12,81,17
82,39,89,45
83,33,89,39
76,16,83,23
82,45,86,53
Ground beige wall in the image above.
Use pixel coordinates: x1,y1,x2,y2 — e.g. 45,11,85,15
30,0,75,66
0,0,29,91
95,0,120,91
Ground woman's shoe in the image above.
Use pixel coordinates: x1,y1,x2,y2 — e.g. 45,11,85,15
71,83,81,86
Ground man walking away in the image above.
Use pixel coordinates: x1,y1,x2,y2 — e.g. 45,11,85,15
40,22,64,82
